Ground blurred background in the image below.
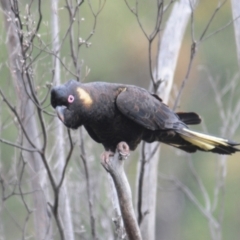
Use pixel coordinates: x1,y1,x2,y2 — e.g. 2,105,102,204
0,0,240,239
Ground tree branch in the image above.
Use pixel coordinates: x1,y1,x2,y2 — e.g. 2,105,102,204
79,127,96,239
101,142,142,240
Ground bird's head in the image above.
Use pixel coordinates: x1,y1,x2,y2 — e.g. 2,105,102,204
51,79,93,129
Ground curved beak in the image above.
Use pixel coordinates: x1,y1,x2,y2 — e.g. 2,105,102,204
56,106,66,123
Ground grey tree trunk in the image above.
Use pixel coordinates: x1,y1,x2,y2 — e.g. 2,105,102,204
0,105,4,240
0,0,51,239
231,0,240,69
137,1,198,239
51,0,75,239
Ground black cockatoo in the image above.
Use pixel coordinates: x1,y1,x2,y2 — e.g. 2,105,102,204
51,80,239,155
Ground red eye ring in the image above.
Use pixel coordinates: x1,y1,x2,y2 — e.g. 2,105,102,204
68,95,75,103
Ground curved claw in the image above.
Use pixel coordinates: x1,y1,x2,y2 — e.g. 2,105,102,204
101,151,114,164
117,142,130,160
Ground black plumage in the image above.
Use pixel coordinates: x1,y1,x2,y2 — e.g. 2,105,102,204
51,80,240,155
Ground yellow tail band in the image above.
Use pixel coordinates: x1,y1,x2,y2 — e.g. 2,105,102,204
180,128,229,151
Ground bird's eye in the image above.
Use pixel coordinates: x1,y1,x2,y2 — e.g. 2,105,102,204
68,95,75,103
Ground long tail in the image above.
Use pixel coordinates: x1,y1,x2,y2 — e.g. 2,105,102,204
175,128,240,155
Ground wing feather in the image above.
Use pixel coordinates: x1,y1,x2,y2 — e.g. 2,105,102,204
116,87,181,130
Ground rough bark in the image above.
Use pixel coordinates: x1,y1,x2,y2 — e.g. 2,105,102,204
137,1,198,239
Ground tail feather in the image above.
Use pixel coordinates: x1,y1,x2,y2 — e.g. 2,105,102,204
176,112,202,125
177,128,240,155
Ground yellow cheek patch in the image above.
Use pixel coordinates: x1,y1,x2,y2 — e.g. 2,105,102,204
76,87,93,107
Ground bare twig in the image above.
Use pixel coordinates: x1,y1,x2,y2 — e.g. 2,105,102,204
0,89,37,150
57,129,74,189
0,138,38,152
199,0,227,42
173,0,237,110
137,142,146,225
159,173,220,230
124,0,163,88
80,128,96,239
201,15,240,43
187,157,211,211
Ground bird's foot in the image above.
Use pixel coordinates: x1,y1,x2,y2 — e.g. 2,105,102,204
101,150,114,165
101,142,130,169
117,142,130,160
